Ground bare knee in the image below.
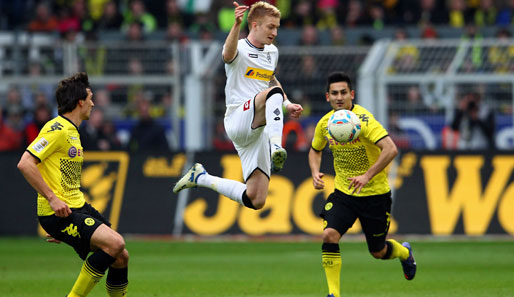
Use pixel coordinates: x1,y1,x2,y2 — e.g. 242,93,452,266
105,233,125,257
322,228,341,243
112,249,129,268
245,188,266,209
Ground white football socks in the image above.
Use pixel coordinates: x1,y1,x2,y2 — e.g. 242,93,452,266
266,93,284,148
196,173,246,205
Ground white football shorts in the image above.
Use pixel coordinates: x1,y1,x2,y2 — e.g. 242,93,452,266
224,97,271,181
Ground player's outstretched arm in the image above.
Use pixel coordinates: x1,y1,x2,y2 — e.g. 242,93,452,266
222,2,248,63
309,148,325,190
17,151,72,217
347,136,398,194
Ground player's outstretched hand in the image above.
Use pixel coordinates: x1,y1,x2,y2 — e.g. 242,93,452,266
347,174,371,194
287,103,303,118
46,234,61,244
312,172,325,190
233,2,248,25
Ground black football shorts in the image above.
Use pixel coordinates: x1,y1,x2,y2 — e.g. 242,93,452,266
320,189,392,253
39,202,111,260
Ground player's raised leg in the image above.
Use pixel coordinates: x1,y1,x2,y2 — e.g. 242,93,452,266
253,87,287,173
173,163,252,208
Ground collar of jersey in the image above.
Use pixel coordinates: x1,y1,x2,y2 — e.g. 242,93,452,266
59,115,79,130
245,38,264,51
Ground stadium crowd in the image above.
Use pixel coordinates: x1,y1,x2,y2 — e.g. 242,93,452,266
0,0,511,152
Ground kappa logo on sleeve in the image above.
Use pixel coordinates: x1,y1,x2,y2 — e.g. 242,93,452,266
47,122,63,132
32,138,49,152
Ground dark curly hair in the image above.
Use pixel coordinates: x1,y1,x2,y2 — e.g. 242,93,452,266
55,72,91,115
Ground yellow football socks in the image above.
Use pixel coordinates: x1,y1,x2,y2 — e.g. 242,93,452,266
387,239,409,261
68,260,104,297
322,243,341,297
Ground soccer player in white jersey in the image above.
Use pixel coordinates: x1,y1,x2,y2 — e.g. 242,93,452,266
173,1,303,210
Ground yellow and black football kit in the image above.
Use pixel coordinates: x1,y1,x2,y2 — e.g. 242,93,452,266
312,104,390,197
26,115,110,259
27,115,86,216
313,104,393,252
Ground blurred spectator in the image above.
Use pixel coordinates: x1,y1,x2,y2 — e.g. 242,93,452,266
344,0,366,27
212,118,234,151
190,13,216,40
217,0,246,32
80,108,121,150
421,24,438,39
460,24,483,71
165,22,189,43
27,2,59,32
123,0,157,33
125,21,145,42
367,4,385,30
300,25,319,46
88,0,110,21
292,0,317,27
93,88,122,120
316,0,338,30
0,105,23,151
282,119,308,151
57,7,81,34
128,96,169,151
488,28,514,73
389,28,419,73
450,91,495,149
419,0,449,25
165,0,186,27
473,0,497,27
448,0,471,28
497,0,514,26
96,0,123,30
330,26,345,45
388,112,410,149
24,104,52,145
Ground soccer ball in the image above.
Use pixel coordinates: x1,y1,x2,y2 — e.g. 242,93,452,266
327,109,361,143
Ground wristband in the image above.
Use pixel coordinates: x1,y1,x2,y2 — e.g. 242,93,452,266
283,99,292,108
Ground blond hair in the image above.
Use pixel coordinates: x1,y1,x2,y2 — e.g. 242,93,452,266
247,1,281,29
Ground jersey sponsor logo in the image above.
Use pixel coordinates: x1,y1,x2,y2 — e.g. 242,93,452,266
248,53,258,58
68,146,77,158
243,99,251,111
47,122,63,132
325,202,333,211
32,138,49,152
244,67,273,81
84,218,95,226
61,223,81,238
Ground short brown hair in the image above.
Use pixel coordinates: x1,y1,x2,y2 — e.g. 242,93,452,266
55,72,91,115
247,1,281,28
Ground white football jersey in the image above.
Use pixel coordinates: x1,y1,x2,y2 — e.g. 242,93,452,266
224,38,279,112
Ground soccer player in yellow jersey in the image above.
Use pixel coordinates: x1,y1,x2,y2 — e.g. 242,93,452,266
309,72,416,297
17,73,129,297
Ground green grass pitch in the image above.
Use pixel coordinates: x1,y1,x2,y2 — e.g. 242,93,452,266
1,237,514,297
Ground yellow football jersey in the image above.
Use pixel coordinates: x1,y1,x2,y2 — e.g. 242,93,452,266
312,104,391,196
26,115,85,216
